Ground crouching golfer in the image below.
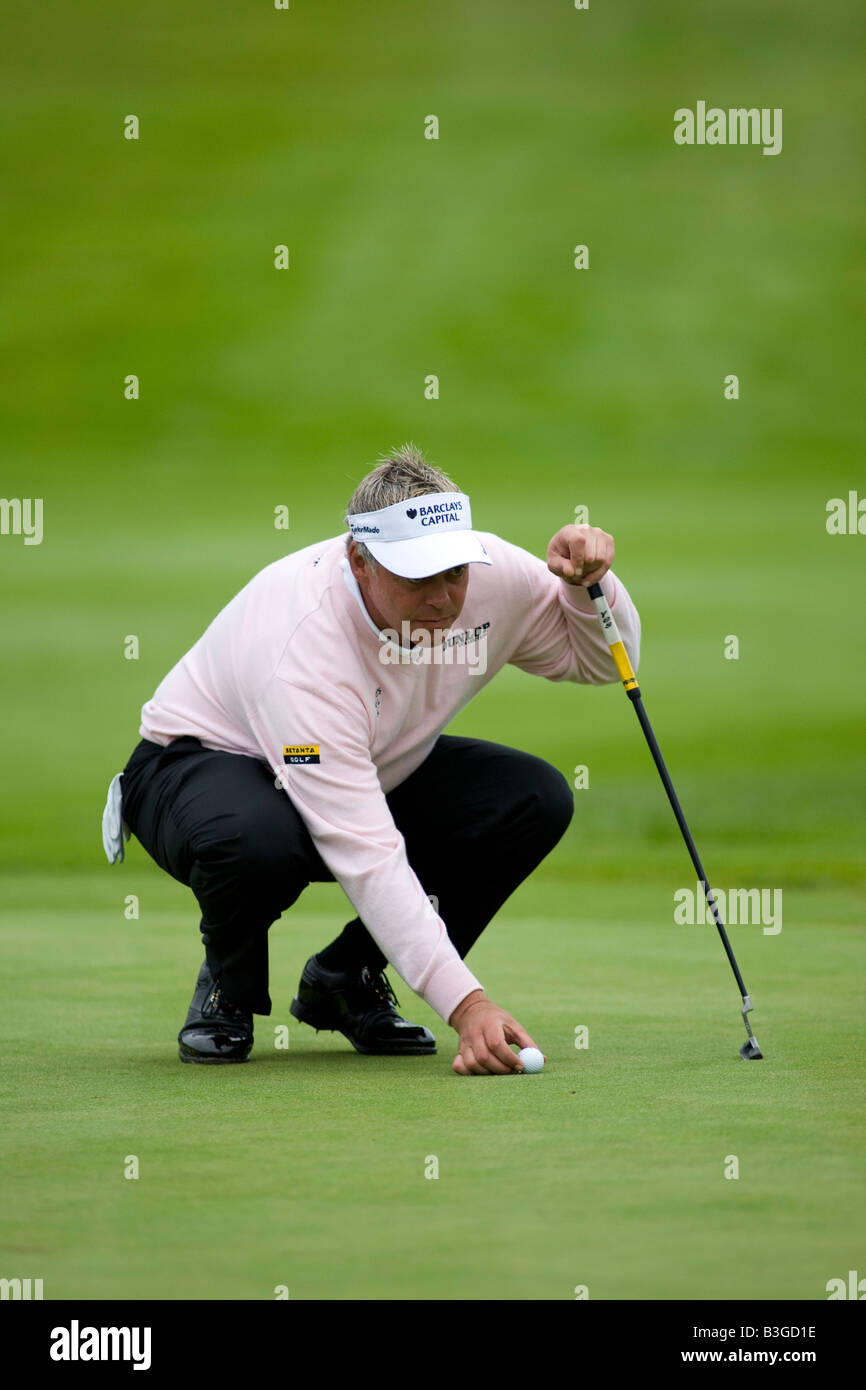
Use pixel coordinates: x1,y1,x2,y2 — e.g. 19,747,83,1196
102,445,640,1075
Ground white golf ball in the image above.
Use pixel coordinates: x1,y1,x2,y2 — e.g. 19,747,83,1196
518,1046,544,1074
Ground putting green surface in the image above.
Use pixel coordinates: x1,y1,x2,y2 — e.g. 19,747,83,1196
2,871,863,1300
1,0,864,1300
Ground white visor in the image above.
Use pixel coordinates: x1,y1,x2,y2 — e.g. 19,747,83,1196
346,492,492,579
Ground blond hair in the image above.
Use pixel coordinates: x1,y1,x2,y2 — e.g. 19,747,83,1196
345,443,460,569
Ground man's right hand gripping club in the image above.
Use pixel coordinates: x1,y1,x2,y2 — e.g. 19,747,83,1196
449,989,543,1076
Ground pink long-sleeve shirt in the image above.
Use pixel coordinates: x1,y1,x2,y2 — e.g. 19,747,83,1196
140,531,641,1023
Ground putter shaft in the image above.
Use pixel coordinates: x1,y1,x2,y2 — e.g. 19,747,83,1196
586,580,761,1056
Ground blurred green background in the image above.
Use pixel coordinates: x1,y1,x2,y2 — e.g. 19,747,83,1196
1,0,863,1301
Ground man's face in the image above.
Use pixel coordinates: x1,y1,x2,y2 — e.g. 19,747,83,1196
348,540,470,644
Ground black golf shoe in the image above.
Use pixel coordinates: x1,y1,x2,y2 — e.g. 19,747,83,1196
178,960,253,1064
290,955,436,1055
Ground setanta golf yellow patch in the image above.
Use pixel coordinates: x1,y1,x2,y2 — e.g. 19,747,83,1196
283,745,321,764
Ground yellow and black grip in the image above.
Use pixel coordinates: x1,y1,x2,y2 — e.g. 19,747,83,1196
586,581,640,696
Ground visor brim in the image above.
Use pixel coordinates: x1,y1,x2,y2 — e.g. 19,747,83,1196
363,532,492,580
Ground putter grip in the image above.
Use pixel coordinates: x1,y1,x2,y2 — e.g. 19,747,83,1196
586,581,639,692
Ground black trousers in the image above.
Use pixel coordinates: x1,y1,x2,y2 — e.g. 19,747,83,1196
120,734,574,1016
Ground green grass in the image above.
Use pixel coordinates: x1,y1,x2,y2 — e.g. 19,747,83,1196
1,872,863,1300
1,0,864,1300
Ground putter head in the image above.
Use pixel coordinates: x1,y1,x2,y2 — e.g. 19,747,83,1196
739,1036,763,1060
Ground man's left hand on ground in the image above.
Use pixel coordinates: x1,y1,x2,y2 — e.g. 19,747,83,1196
546,524,614,587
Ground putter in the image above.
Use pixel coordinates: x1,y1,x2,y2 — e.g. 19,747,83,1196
586,580,763,1060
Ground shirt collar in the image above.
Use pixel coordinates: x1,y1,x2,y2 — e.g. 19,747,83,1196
339,555,424,659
